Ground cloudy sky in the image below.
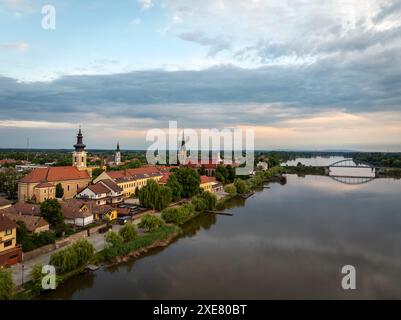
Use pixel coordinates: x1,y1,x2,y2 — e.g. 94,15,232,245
1,0,401,151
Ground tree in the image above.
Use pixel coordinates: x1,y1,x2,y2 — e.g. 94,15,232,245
139,214,164,232
91,168,104,180
40,199,64,227
224,184,237,195
119,223,137,243
234,178,248,194
198,165,206,176
161,204,195,225
55,183,64,198
138,180,172,210
173,168,200,198
0,268,14,300
166,174,183,201
49,239,94,274
155,186,172,211
105,231,124,248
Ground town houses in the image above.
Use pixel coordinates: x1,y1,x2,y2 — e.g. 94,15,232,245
0,128,236,267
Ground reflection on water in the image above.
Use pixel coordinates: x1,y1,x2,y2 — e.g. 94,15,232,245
44,174,401,300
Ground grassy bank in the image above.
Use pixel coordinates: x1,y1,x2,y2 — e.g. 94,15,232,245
95,225,180,263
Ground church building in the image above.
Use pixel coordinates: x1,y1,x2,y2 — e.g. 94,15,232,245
18,129,92,203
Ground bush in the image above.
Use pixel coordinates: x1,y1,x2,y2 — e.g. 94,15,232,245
224,184,237,195
200,191,217,210
119,223,137,243
97,225,178,262
191,196,208,212
49,239,94,274
105,231,124,248
234,178,249,194
0,268,14,300
161,204,195,225
139,214,164,232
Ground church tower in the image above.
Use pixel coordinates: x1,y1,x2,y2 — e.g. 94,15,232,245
178,130,188,165
115,142,121,165
72,128,87,170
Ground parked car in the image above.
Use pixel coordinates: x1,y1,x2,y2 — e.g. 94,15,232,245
118,216,132,225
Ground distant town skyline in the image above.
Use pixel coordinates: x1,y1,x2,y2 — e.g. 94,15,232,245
1,1,401,151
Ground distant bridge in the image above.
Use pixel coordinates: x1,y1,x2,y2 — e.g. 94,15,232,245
328,158,375,169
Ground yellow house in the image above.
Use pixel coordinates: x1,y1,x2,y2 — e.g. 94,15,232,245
94,166,166,198
0,214,22,267
200,176,216,193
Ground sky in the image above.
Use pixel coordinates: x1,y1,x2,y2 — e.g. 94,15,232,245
0,0,401,151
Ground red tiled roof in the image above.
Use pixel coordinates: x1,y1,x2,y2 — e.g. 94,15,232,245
88,183,110,195
0,214,16,231
200,176,216,184
107,166,163,182
99,179,123,193
13,203,41,216
61,199,92,219
158,173,171,184
3,211,49,233
20,166,90,183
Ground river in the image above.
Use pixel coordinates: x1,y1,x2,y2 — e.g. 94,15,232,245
42,167,401,300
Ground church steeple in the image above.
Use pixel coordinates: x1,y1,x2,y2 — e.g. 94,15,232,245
74,128,86,152
72,127,87,170
178,129,188,165
115,141,121,165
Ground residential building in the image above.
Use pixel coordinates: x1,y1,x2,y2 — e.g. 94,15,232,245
93,166,167,198
1,208,49,233
77,179,123,205
61,199,94,227
200,176,216,193
0,214,22,267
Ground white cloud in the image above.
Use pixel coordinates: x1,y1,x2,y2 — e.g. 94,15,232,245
138,0,154,10
0,42,29,52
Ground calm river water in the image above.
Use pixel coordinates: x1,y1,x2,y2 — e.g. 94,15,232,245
43,171,401,299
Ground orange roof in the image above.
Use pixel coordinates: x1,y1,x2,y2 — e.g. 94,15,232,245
200,176,216,184
158,173,171,184
107,166,163,182
0,214,16,231
20,166,90,183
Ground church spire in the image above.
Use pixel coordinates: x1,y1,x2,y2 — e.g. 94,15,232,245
116,141,120,152
74,127,86,152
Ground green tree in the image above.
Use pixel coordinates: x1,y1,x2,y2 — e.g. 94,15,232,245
105,231,124,248
40,199,64,227
55,183,64,198
173,168,200,198
139,214,164,232
91,168,104,180
49,239,94,274
224,184,237,195
234,178,248,194
119,223,137,243
161,204,195,225
166,174,183,201
0,268,14,300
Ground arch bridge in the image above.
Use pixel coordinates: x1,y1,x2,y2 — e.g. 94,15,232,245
328,158,375,169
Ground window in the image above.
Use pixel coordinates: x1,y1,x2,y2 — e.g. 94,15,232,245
4,240,12,247
75,157,77,163
67,185,70,191
82,157,84,162
5,229,12,236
